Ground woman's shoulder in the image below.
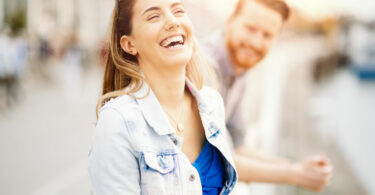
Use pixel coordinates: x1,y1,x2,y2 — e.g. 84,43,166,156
198,85,225,117
100,94,137,112
97,94,142,128
95,94,145,150
200,85,224,104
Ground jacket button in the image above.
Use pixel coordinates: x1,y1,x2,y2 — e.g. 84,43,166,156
189,174,195,182
173,139,178,145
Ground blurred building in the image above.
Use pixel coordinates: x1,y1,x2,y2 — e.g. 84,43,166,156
25,0,113,51
0,0,3,28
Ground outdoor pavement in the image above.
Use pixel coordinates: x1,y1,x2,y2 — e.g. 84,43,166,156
0,59,100,195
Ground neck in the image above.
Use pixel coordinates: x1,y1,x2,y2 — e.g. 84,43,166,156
139,59,187,109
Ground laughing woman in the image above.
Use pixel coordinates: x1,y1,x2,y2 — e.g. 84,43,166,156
88,0,237,194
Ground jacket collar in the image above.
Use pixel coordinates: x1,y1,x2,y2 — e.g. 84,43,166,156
132,78,215,136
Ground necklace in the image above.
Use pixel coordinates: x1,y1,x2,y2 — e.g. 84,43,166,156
164,101,184,132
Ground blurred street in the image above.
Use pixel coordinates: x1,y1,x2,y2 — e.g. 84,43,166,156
0,61,101,195
276,37,374,195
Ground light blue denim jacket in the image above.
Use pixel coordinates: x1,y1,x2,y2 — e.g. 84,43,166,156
88,79,237,195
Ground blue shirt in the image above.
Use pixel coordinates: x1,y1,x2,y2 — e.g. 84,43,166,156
193,141,225,195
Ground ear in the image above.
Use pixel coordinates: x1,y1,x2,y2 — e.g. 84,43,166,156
120,35,138,55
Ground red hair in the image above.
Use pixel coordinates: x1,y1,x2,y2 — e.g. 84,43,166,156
231,0,290,21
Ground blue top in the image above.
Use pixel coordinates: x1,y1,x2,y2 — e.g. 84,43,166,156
192,141,225,195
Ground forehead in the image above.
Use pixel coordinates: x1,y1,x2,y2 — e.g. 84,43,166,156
133,0,182,14
237,0,282,31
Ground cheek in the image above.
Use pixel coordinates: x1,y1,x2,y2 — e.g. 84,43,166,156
182,15,193,29
264,42,273,51
187,22,193,34
227,32,238,48
134,24,160,49
181,18,193,39
233,30,247,46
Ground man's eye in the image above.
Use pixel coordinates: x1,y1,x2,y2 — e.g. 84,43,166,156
247,26,256,32
264,33,272,39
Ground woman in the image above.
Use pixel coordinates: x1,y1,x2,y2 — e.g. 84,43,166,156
88,0,237,194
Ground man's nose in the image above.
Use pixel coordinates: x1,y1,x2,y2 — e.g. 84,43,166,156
247,31,263,49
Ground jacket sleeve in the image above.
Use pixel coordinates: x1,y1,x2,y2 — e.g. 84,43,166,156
88,107,141,195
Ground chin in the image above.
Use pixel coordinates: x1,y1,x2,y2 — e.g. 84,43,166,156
177,49,193,63
166,53,192,67
238,62,256,70
237,56,259,70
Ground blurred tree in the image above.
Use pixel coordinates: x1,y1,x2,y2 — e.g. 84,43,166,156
4,0,27,35
6,10,26,35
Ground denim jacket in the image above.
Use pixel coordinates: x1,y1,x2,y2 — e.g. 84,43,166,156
88,79,238,195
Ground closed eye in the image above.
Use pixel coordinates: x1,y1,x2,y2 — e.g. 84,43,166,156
174,9,185,15
264,32,272,39
147,14,160,21
171,2,185,16
246,25,256,33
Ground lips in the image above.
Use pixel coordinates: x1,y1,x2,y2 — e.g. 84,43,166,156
240,45,262,59
159,34,185,48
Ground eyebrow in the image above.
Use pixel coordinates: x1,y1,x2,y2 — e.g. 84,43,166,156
142,2,183,16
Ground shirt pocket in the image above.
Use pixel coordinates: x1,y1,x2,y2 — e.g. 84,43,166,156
140,151,180,195
143,151,175,174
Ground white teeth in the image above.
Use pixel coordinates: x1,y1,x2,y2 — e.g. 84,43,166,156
160,35,184,47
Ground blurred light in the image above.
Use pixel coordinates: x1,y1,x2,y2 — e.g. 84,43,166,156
286,0,375,21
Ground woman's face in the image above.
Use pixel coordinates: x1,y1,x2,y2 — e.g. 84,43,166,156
127,0,193,68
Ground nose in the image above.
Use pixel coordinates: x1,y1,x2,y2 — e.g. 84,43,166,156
164,13,180,31
247,31,263,50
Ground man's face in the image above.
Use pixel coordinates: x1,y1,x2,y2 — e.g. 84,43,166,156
226,0,283,71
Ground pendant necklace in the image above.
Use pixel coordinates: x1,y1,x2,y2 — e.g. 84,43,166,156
164,101,184,132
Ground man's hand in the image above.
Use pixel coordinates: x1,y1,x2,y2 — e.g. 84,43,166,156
290,154,333,192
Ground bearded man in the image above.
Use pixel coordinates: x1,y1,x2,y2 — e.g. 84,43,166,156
203,0,333,191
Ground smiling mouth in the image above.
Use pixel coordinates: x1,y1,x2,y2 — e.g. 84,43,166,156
159,35,185,49
240,47,261,58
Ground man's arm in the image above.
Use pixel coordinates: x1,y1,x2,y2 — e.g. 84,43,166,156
234,152,291,183
234,148,332,192
236,145,290,164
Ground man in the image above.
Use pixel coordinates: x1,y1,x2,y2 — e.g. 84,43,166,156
203,0,332,191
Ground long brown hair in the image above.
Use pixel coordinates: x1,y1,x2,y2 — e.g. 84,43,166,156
96,0,205,118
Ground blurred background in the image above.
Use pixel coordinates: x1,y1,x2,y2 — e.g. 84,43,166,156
0,0,374,194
